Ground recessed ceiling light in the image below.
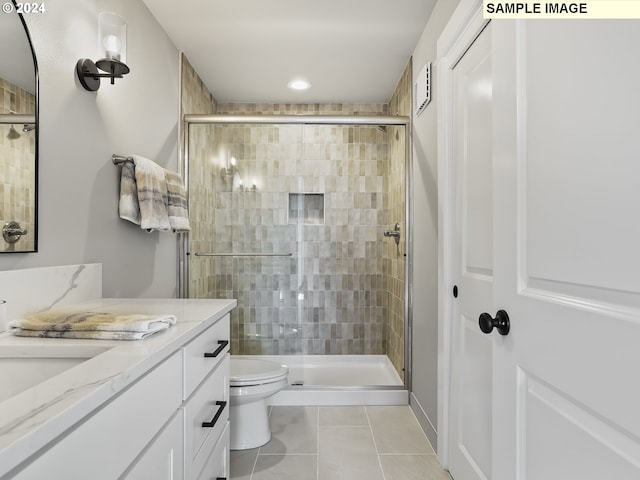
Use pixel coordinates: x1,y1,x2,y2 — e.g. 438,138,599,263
288,79,311,91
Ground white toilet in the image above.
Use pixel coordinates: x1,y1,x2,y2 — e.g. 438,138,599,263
229,357,289,450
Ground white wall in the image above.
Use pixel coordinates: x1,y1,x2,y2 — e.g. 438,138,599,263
0,0,180,298
410,0,460,452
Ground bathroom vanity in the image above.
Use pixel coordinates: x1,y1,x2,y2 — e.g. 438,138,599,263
0,297,235,479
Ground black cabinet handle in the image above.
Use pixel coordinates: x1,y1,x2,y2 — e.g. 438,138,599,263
204,340,229,358
216,478,226,480
202,400,227,428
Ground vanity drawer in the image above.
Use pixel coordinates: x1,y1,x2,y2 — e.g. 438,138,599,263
183,355,229,479
183,314,230,399
197,422,230,480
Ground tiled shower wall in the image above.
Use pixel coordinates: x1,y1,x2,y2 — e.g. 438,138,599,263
0,77,36,252
183,60,411,378
181,55,217,297
385,61,411,379
195,117,393,356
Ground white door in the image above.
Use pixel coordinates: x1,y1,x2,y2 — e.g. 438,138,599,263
491,19,640,479
447,21,494,480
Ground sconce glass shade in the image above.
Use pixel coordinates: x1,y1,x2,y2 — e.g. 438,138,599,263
76,11,130,91
98,12,127,63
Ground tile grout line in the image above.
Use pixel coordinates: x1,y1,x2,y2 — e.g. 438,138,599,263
249,445,261,480
364,406,388,480
248,405,274,480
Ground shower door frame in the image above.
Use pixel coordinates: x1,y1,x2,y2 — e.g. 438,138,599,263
178,114,413,391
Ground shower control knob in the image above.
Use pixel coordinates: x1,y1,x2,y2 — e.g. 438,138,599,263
2,221,27,244
479,310,510,336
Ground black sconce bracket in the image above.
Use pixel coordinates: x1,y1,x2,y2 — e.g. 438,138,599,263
76,58,130,91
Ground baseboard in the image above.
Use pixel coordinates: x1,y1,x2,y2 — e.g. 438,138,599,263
409,392,438,453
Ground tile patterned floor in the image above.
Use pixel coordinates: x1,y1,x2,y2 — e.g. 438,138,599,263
230,406,452,480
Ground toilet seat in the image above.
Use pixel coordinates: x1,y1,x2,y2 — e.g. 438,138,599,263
230,358,289,387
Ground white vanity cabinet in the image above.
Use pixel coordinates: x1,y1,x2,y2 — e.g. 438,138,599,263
182,313,230,480
8,311,231,480
121,411,185,480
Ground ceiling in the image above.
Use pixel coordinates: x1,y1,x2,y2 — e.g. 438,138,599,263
141,0,437,104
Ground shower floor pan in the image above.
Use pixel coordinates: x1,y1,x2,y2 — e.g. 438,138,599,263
234,354,408,406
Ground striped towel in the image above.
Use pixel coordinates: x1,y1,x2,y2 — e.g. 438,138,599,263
164,169,191,232
118,155,171,232
9,309,177,341
118,161,141,225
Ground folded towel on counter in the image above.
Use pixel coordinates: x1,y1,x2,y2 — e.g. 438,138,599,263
164,169,191,232
118,155,171,232
9,309,177,341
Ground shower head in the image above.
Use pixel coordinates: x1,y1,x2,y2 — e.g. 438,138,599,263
6,125,20,140
22,124,35,133
376,125,387,133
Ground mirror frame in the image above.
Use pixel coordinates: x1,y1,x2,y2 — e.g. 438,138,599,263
0,2,39,253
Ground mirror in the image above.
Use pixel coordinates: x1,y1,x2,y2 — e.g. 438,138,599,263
0,5,38,252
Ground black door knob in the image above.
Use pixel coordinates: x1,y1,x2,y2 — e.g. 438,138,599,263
479,310,510,335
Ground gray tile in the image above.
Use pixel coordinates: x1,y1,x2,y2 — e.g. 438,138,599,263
252,454,317,480
380,455,452,480
366,406,433,454
319,426,377,459
230,448,259,480
318,454,384,480
261,406,318,454
319,406,368,427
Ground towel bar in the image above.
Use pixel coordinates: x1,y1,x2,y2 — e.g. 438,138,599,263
193,253,293,257
112,154,134,165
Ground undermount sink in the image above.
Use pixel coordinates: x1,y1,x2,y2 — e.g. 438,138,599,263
0,344,112,403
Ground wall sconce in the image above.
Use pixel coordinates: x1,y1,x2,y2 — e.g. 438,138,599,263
76,12,130,91
220,156,238,178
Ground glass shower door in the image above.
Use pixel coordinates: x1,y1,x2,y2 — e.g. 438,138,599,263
186,119,407,389
294,124,406,387
187,122,306,381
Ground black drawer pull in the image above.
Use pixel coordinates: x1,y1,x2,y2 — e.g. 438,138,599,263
204,340,229,358
202,401,227,428
216,478,226,480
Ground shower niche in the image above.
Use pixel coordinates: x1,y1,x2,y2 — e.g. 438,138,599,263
288,193,324,225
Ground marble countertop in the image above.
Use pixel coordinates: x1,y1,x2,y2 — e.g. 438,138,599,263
0,298,236,478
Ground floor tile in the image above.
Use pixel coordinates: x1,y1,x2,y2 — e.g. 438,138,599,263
261,406,318,454
229,404,451,480
318,426,385,479
252,454,317,480
319,426,377,459
230,448,259,480
319,406,368,426
380,454,452,480
367,406,434,454
318,454,384,480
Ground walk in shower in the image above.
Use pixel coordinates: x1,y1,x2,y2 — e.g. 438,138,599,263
180,114,410,404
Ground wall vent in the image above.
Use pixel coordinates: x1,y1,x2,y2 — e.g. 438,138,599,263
415,63,431,116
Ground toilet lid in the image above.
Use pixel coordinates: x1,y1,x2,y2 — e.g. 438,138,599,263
230,358,289,386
